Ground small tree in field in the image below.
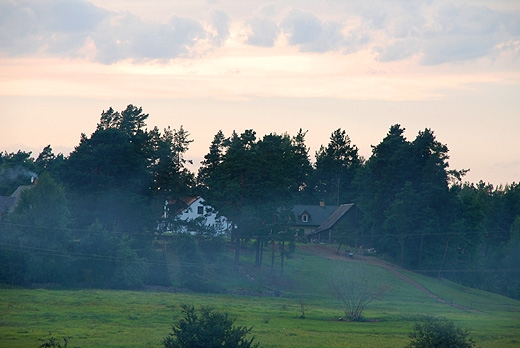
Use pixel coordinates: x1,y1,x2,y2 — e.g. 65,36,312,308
328,261,390,321
163,304,259,348
406,317,476,348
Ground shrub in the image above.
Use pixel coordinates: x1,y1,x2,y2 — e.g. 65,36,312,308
38,332,69,348
328,261,390,321
163,304,259,348
405,317,476,348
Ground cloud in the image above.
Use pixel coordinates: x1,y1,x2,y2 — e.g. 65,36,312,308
376,38,421,62
279,9,373,54
370,2,520,65
280,9,351,52
211,10,230,45
281,10,323,45
44,0,107,32
419,4,513,65
246,17,280,47
0,0,518,66
92,13,206,63
0,0,207,63
0,0,108,57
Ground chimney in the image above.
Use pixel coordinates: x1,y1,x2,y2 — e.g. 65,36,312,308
320,199,325,207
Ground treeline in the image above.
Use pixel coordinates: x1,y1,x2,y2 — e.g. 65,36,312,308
0,105,519,299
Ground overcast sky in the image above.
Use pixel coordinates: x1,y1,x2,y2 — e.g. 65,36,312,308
1,0,519,186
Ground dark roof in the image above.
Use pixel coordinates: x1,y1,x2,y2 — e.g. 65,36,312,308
11,185,32,200
177,196,199,210
165,196,200,216
0,185,33,215
291,204,339,227
0,196,16,214
308,203,355,236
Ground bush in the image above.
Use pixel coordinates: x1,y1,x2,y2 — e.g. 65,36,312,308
163,304,259,348
405,317,476,348
328,261,390,321
38,332,69,348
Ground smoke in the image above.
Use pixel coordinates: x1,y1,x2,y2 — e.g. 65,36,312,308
0,166,38,184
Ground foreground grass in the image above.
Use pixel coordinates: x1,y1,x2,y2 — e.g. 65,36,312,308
1,286,519,348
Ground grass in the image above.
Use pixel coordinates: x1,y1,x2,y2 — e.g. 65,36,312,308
1,243,519,347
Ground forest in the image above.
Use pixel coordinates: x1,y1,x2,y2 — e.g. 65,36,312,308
1,104,519,300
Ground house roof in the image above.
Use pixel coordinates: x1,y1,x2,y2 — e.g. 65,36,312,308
0,196,16,214
308,203,355,236
11,185,33,200
182,196,199,207
0,185,33,215
165,196,201,216
291,204,339,227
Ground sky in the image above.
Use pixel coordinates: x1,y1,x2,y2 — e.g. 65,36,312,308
1,0,519,186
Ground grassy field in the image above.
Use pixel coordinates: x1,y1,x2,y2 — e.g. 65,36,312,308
1,243,519,347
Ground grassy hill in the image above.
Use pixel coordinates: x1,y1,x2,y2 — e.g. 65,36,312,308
1,242,519,347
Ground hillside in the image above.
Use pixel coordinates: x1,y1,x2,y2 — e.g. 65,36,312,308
218,243,517,309
289,244,518,312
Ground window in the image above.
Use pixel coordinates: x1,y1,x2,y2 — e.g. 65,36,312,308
197,206,204,215
301,214,308,223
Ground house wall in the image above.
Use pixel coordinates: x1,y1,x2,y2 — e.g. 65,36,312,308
297,226,318,236
175,197,232,235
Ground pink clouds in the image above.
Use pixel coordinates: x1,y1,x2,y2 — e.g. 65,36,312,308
1,0,518,65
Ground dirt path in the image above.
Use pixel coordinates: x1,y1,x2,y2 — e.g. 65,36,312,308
299,244,478,312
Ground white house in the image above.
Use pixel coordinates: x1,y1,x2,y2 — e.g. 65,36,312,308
158,197,232,236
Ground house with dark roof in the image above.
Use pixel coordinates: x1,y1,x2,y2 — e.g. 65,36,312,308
291,202,362,243
0,185,33,219
291,202,339,236
306,203,362,243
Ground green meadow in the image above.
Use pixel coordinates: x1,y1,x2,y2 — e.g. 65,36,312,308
1,244,519,348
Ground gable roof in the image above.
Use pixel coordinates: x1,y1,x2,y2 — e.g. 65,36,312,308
11,185,33,200
184,196,199,206
291,204,339,227
0,196,16,214
310,203,355,235
0,185,33,216
164,196,200,216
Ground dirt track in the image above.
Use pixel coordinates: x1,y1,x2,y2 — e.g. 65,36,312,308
299,243,478,312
